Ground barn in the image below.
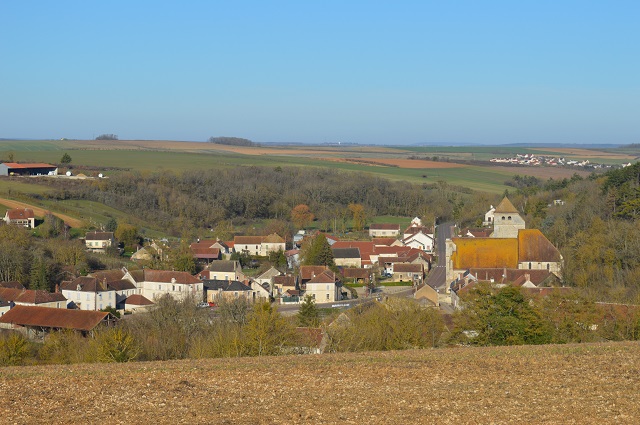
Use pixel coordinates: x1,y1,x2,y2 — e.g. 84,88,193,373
0,162,58,176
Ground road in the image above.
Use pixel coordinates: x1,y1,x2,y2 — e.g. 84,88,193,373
426,221,454,292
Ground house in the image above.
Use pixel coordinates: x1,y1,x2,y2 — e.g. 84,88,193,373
483,205,495,226
303,268,341,303
273,275,298,296
135,270,203,302
3,208,35,228
291,327,326,354
342,268,372,285
0,162,58,176
255,266,282,287
203,280,253,304
190,241,222,263
60,276,117,311
85,231,115,253
131,247,153,262
368,223,401,238
299,266,331,287
330,241,376,267
402,229,434,252
332,247,362,268
233,233,286,257
390,263,424,284
414,283,439,306
0,288,67,315
285,249,300,269
124,294,154,313
0,305,116,337
198,260,245,282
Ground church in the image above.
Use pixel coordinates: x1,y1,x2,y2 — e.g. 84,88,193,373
445,197,563,285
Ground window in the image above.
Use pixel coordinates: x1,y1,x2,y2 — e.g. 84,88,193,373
312,294,316,299
547,263,550,271
86,293,90,301
529,262,532,269
502,216,505,220
508,216,512,220
326,293,330,300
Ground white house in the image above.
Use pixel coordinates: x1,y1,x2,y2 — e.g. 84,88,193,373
368,223,401,238
61,277,117,311
402,230,434,252
3,208,35,228
85,231,115,253
304,269,340,303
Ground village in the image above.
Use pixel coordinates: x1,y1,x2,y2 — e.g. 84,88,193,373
0,195,577,346
488,153,631,169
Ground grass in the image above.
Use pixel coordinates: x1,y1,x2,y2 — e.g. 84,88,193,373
378,281,414,286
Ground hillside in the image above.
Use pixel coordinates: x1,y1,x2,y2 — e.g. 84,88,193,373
1,342,639,424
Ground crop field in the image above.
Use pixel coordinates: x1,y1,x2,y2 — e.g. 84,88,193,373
0,140,627,194
1,341,639,424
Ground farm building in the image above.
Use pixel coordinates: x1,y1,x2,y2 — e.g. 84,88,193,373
3,208,36,228
0,162,58,176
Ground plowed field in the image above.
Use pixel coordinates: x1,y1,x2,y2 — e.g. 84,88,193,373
1,342,639,424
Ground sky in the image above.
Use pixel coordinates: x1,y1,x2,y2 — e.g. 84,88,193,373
1,1,638,145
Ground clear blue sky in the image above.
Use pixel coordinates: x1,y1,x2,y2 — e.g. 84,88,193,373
1,1,638,145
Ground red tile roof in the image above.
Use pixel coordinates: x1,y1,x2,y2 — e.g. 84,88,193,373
143,270,202,284
234,236,264,245
6,208,34,220
299,266,329,281
85,231,114,241
125,294,154,306
2,162,56,169
0,305,112,331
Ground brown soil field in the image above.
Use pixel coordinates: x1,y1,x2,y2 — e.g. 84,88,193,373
0,198,84,228
344,158,467,168
531,147,634,160
1,341,639,424
68,140,406,156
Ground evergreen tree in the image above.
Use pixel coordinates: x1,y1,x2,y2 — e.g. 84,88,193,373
60,153,72,164
297,294,320,327
303,234,335,267
29,256,50,291
105,217,118,233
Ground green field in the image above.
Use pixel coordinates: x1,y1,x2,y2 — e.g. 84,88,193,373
1,139,629,196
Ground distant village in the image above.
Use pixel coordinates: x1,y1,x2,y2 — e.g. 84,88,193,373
489,153,632,170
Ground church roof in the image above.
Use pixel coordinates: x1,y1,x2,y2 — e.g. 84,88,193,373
517,229,562,262
494,197,519,214
451,238,519,270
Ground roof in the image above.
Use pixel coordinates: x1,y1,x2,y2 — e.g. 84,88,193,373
494,197,519,214
263,233,285,243
0,305,112,331
2,162,56,169
234,236,264,245
203,280,251,292
451,238,519,270
143,270,202,284
0,288,66,304
332,247,361,259
273,275,296,287
342,268,371,279
372,238,398,246
125,294,154,306
5,208,34,220
205,260,238,273
106,279,137,291
369,223,400,230
61,277,109,292
299,266,329,280
517,229,562,263
85,231,114,241
257,267,282,280
308,270,336,284
0,281,25,289
393,263,423,273
190,246,221,259
331,241,375,261
90,269,126,282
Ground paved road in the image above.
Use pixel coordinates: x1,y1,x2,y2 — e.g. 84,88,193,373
426,221,453,292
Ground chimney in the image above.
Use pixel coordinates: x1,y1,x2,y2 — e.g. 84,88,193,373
55,284,60,293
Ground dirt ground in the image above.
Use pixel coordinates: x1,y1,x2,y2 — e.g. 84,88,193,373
0,198,84,227
1,341,639,424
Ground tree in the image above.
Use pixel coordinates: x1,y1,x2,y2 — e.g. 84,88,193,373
450,284,552,346
173,253,196,274
29,255,50,291
348,203,366,231
303,233,335,267
243,301,294,356
291,204,315,229
93,327,140,363
96,134,118,140
60,153,72,164
268,249,287,269
297,294,320,327
114,223,139,251
105,217,118,233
